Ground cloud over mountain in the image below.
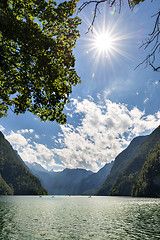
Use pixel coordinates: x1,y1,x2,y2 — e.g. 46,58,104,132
53,97,160,171
4,129,57,170
2,96,160,172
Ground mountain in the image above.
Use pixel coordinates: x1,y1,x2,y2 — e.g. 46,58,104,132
97,126,160,197
110,126,160,196
25,164,93,194
97,135,148,195
0,132,47,195
26,162,114,195
50,168,93,195
132,141,160,197
0,173,13,195
25,162,47,173
76,161,114,195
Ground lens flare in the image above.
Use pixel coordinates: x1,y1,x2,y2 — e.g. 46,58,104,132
110,6,116,15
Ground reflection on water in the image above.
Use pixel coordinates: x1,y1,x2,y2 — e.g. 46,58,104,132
0,196,160,240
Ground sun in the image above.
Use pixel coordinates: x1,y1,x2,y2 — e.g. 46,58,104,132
85,26,133,66
81,7,134,68
87,28,119,59
95,33,113,52
79,2,135,68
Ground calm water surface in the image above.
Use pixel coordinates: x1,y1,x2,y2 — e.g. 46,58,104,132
0,196,160,240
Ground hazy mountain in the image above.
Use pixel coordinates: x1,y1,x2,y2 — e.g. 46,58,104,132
26,161,114,195
50,168,93,195
25,162,47,173
25,165,93,195
97,135,148,195
76,161,114,195
0,132,47,195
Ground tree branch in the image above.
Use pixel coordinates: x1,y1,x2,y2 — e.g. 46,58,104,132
78,0,160,71
136,11,160,71
78,0,120,33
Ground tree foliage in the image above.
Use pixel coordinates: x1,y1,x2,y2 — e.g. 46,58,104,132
96,135,147,196
97,126,160,197
0,0,81,123
110,126,160,196
132,141,160,197
0,173,14,195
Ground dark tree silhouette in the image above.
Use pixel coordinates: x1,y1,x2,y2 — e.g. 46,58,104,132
0,0,81,123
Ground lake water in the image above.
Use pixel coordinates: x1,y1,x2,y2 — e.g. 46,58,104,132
0,196,160,240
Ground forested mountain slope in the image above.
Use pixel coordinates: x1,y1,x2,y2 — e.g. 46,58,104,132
110,126,160,196
0,132,47,195
132,141,160,197
97,126,160,197
96,135,148,195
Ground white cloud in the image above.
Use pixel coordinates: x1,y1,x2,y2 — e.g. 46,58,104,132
144,97,149,104
0,125,5,132
53,97,160,172
17,129,34,134
35,134,40,139
19,142,59,168
103,89,113,98
6,131,28,146
154,80,160,85
3,96,160,172
4,130,60,169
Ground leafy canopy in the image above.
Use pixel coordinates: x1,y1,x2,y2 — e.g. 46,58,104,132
130,0,145,8
0,0,81,123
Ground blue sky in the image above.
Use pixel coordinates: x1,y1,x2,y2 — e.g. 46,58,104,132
1,0,160,172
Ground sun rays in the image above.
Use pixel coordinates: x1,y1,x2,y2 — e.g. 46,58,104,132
78,4,135,69
88,25,134,66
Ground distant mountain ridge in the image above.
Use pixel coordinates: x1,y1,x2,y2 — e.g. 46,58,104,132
0,132,47,195
25,161,113,195
26,162,47,173
25,163,93,194
1,124,159,197
97,126,160,197
76,161,114,195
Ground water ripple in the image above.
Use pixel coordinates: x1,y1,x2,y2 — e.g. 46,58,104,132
0,196,160,240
